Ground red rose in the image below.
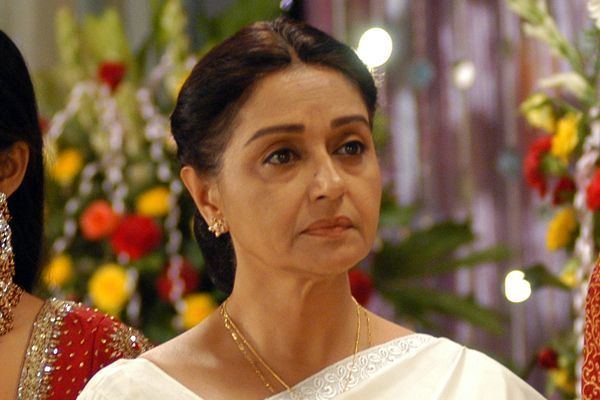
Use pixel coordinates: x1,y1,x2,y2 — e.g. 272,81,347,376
524,136,552,196
98,61,127,92
80,200,121,241
552,176,576,206
349,268,374,306
111,215,162,260
156,258,200,302
587,169,600,211
537,346,558,369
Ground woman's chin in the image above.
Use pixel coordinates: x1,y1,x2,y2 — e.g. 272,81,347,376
292,253,368,277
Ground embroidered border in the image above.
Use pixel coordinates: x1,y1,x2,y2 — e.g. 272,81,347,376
268,334,434,400
106,318,152,360
17,298,73,400
583,261,600,399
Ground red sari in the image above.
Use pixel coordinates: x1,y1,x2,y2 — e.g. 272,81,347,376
583,260,600,399
16,298,152,399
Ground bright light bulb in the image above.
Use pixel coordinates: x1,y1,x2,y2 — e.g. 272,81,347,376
357,27,393,68
504,270,532,303
452,60,476,89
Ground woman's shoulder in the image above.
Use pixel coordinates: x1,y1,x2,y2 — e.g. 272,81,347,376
415,336,546,399
78,358,202,399
18,298,152,399
55,299,152,360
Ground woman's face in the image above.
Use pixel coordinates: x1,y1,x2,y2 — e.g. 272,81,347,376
212,65,381,277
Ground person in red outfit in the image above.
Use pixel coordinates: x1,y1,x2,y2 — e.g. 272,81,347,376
0,31,151,399
583,258,600,399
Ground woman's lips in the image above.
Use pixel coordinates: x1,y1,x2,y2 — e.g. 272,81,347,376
303,216,353,237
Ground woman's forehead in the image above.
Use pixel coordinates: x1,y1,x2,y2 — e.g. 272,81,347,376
235,65,368,130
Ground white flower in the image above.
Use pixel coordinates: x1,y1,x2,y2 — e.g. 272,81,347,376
539,72,594,101
588,0,600,29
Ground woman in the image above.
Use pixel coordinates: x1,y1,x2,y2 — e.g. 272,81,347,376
80,17,544,399
0,31,151,400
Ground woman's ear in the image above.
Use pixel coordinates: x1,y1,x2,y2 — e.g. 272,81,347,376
180,166,222,223
0,141,29,196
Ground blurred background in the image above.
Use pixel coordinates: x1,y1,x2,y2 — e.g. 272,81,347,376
2,0,597,398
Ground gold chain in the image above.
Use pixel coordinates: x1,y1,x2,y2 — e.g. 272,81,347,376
341,297,362,393
220,305,277,393
220,297,370,397
364,306,372,347
221,300,293,394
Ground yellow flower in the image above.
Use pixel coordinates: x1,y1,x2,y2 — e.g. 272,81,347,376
559,259,579,288
546,207,578,251
50,148,84,185
181,293,216,329
42,254,73,288
551,113,581,163
559,269,577,288
136,187,170,217
549,368,575,394
88,263,131,315
520,93,555,133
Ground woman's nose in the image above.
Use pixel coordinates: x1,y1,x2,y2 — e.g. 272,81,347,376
308,156,346,202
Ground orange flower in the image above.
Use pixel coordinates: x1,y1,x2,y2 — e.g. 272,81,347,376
80,200,121,240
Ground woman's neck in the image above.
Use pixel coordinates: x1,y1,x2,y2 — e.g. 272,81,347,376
225,265,360,382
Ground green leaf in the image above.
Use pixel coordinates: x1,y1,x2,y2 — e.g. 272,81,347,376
379,205,419,228
81,8,133,71
381,286,505,333
424,246,511,276
195,0,280,44
540,153,568,176
374,221,476,279
523,263,570,290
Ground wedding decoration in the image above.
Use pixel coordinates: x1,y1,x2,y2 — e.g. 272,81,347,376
507,0,600,397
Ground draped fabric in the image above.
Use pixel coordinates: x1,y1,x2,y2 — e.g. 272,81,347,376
583,260,600,399
16,298,151,400
77,334,544,400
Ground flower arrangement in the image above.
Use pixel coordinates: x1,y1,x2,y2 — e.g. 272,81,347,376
507,0,600,397
39,1,214,343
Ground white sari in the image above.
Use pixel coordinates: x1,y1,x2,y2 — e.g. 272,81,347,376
78,334,546,400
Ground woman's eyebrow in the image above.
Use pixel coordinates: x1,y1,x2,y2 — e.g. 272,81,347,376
331,115,369,129
243,115,369,147
244,124,304,147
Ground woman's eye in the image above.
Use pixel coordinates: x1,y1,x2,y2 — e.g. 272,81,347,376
264,148,298,165
336,141,365,156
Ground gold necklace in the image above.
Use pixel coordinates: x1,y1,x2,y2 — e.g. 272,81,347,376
341,297,362,393
220,297,369,396
361,301,373,348
221,300,291,393
220,307,276,393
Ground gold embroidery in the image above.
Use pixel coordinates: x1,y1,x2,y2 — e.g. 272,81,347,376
16,298,152,399
106,320,152,359
17,298,72,400
583,259,600,399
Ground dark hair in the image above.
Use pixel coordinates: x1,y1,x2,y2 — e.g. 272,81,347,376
0,31,44,291
171,17,377,294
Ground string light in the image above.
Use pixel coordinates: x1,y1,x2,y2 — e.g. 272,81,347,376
452,60,476,90
356,27,393,68
504,270,532,303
